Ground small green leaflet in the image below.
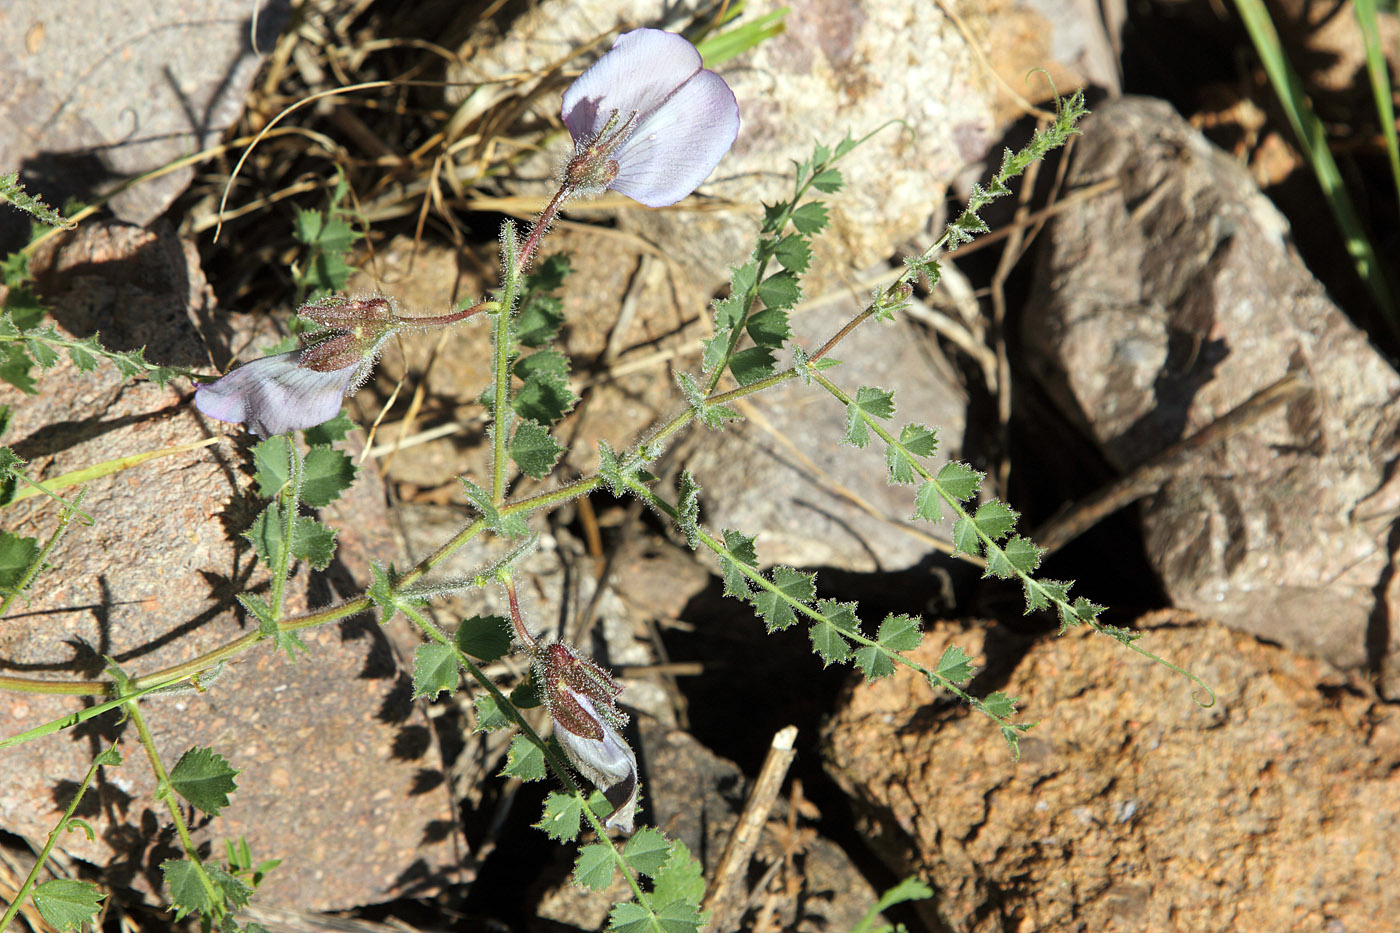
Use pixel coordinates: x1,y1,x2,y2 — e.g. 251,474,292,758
536,791,584,842
31,878,105,932
510,674,543,709
886,424,937,485
973,499,1018,540
302,411,356,445
455,614,512,662
253,437,357,507
473,693,511,732
745,306,791,349
168,746,240,817
244,502,338,570
208,864,253,912
756,271,801,314
676,471,701,549
984,691,1020,719
912,481,942,522
0,528,40,589
368,562,399,624
810,167,843,193
412,643,459,699
651,839,706,910
935,644,975,683
878,613,921,650
750,566,815,632
790,200,829,234
510,419,565,479
938,461,980,500
608,901,703,933
0,342,36,393
517,254,571,347
843,386,894,448
574,843,616,891
622,827,671,876
773,234,812,273
162,859,212,920
500,733,546,781
985,534,1043,580
514,351,578,425
718,529,758,598
728,343,772,383
514,347,570,380
809,599,859,667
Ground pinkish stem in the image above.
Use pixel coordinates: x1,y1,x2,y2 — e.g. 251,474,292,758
391,300,494,328
504,575,537,651
517,184,570,273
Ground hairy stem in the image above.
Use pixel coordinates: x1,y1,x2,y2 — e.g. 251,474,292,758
127,701,223,915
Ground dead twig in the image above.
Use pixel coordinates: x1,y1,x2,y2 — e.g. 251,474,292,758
702,725,799,932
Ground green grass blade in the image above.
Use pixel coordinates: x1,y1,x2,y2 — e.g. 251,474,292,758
1233,0,1400,334
695,6,789,67
1354,0,1400,214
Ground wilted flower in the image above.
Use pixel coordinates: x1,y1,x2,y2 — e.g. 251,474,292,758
195,295,488,437
560,28,739,208
537,641,639,833
194,348,367,438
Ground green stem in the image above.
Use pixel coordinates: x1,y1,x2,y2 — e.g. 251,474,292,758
0,744,116,933
624,477,1023,734
0,489,87,618
399,604,652,908
0,673,208,748
491,224,523,505
269,444,303,620
126,701,223,917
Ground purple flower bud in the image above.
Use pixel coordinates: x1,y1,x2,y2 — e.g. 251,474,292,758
538,642,639,833
561,28,739,208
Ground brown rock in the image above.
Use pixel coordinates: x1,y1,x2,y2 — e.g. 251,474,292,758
824,613,1400,932
0,222,461,910
1023,96,1400,691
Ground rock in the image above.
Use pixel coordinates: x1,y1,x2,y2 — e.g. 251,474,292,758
0,0,289,235
684,290,966,572
823,612,1400,932
0,221,461,911
1022,96,1400,692
447,0,999,293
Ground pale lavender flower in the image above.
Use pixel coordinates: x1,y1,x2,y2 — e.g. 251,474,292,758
194,348,369,438
538,642,639,833
195,295,491,437
561,28,739,208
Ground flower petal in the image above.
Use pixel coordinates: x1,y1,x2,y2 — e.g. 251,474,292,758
610,68,739,207
194,350,357,437
561,29,703,144
553,695,640,833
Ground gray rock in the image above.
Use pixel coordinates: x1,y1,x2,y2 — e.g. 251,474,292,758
685,290,966,572
0,0,288,230
1023,96,1400,691
0,221,461,911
